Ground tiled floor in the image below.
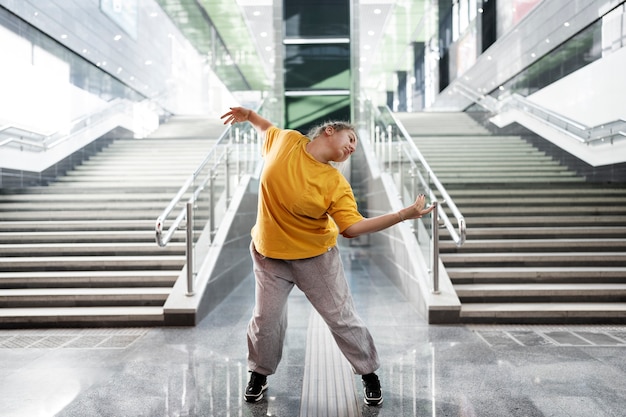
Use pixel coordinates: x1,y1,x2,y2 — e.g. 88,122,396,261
0,246,625,417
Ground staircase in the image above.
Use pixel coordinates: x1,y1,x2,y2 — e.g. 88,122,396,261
395,112,626,324
0,116,225,328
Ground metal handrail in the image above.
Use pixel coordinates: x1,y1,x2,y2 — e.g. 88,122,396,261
381,106,467,247
0,98,141,152
369,104,466,294
453,82,499,113
154,129,233,249
155,101,267,296
0,125,47,149
506,93,626,145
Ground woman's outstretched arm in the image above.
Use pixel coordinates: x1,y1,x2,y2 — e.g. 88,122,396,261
342,194,435,238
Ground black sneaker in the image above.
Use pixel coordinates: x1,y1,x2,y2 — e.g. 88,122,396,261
362,373,383,406
244,371,268,402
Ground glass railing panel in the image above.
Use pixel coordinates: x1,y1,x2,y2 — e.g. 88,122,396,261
363,102,466,293
156,101,269,295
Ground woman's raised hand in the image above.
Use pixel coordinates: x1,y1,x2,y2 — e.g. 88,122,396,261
221,107,250,125
403,194,435,220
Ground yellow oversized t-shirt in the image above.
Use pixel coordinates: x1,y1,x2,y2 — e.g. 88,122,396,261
251,126,364,259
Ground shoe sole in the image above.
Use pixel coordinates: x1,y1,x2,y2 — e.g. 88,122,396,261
364,397,383,406
244,384,268,402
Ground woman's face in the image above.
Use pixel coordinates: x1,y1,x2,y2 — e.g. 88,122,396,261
327,127,358,163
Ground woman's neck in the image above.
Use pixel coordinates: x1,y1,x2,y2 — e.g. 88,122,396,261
306,140,330,164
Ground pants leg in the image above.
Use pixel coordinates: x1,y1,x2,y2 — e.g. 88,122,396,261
290,247,380,375
247,242,294,376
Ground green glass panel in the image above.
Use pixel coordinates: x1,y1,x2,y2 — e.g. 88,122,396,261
285,44,350,90
284,0,350,38
285,95,351,132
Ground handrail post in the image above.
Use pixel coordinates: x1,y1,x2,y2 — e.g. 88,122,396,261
397,144,403,193
185,201,195,296
431,201,440,294
209,169,215,243
387,125,393,171
375,125,380,156
236,131,241,180
242,132,247,177
225,146,231,205
410,166,418,234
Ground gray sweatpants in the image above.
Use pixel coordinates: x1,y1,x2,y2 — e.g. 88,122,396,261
247,242,380,376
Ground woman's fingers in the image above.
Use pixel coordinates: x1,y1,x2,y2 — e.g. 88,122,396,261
420,204,436,215
220,107,247,125
220,111,234,124
414,194,426,211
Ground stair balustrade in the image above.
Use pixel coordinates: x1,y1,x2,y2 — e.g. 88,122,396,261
155,103,267,296
365,102,467,294
453,81,626,147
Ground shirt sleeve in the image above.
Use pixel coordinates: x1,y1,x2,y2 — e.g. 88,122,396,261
262,126,281,156
327,175,364,232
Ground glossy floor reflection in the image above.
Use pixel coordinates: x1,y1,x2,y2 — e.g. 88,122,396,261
0,247,625,416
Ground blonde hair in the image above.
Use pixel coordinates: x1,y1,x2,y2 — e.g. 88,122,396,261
306,121,356,140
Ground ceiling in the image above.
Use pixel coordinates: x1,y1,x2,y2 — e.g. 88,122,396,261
156,0,430,97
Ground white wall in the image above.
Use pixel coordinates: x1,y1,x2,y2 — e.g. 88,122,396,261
528,46,626,126
491,47,626,167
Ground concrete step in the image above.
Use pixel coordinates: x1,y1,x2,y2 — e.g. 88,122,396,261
101,147,213,154
91,139,213,149
0,287,171,307
440,252,626,267
445,187,626,197
447,196,626,206
418,147,544,155
395,112,490,135
420,149,545,157
66,166,199,174
447,206,626,216
440,238,626,253
416,139,534,145
447,266,626,284
26,185,185,193
427,160,561,167
456,226,626,239
455,215,626,227
15,183,218,193
0,192,178,202
0,255,185,272
0,201,175,211
0,230,179,243
455,283,626,302
45,180,197,188
435,171,580,180
95,138,212,147
0,306,165,328
63,155,204,165
0,210,209,221
84,156,207,163
0,220,155,232
0,270,178,288
0,210,165,220
426,173,584,183
0,242,185,256
428,165,569,173
415,139,534,146
459,303,626,324
54,175,194,182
